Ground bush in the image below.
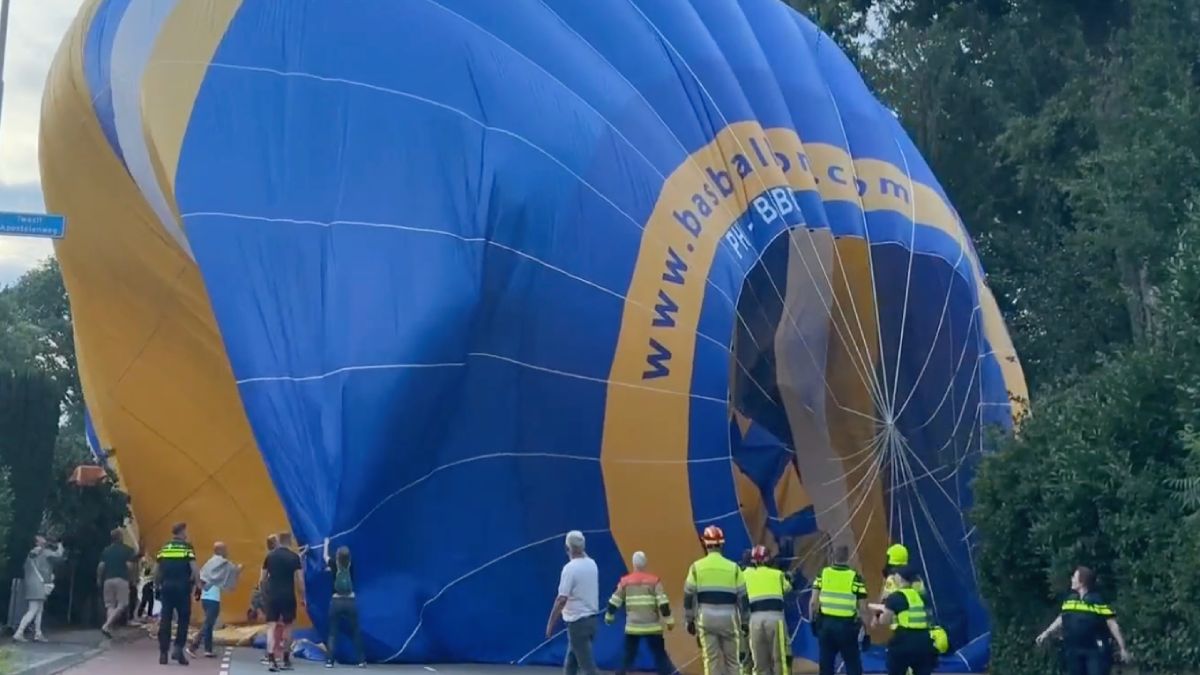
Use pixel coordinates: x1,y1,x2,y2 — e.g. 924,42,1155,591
974,215,1200,672
974,346,1200,672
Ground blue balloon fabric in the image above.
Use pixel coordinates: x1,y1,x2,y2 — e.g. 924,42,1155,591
55,0,1028,671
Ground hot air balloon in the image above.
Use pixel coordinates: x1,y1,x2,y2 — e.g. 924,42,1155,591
40,0,1026,671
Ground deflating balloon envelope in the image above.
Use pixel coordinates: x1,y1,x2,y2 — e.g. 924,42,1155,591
41,0,1026,671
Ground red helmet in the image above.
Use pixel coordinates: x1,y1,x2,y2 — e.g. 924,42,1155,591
701,525,725,546
750,545,769,563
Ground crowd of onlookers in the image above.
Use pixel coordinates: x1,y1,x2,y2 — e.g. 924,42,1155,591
7,525,365,671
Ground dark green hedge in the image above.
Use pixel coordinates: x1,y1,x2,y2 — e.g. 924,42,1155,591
974,219,1200,672
0,370,61,595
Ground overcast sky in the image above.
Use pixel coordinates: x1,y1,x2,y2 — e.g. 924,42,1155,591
0,0,82,287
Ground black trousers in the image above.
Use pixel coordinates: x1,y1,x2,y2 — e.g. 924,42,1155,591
138,583,155,617
886,642,934,675
127,583,138,623
1063,646,1110,675
328,596,365,664
617,633,671,675
157,587,192,654
818,618,862,675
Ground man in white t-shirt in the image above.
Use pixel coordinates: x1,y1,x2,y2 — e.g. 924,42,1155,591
545,530,600,675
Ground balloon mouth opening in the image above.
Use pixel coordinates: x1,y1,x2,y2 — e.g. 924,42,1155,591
727,227,851,576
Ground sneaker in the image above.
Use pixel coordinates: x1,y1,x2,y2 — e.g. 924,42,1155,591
268,657,280,673
204,652,217,658
32,635,47,643
101,628,113,639
172,649,189,666
12,634,28,643
160,653,169,666
357,664,366,669
325,662,334,669
185,646,198,659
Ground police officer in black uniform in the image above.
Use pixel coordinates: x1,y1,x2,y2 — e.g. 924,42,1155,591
874,566,936,675
155,522,199,666
1036,566,1130,675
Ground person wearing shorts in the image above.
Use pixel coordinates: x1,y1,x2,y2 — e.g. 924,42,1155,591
97,529,135,638
261,533,305,672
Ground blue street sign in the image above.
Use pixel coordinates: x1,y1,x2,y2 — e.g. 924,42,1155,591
0,211,66,239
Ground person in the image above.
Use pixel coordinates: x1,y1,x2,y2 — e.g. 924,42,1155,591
880,543,925,603
683,525,749,675
253,535,279,666
1035,566,1131,675
262,532,305,672
810,545,868,675
604,550,673,675
13,535,65,642
155,522,200,666
874,566,935,675
187,541,243,659
745,545,793,675
545,530,600,675
97,528,136,638
137,559,156,619
126,550,143,625
324,541,365,668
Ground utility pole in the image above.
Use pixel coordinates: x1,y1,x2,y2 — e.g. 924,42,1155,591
0,0,10,135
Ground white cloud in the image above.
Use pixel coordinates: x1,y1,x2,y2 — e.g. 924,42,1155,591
0,0,84,284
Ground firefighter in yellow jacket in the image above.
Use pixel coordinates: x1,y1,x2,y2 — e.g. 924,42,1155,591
684,525,749,675
605,551,674,675
744,546,792,675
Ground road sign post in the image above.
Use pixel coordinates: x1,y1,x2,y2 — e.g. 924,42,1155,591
0,211,66,239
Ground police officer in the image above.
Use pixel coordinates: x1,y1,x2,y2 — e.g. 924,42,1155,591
605,551,674,675
154,522,199,666
1035,566,1130,675
744,546,792,675
881,544,925,600
875,566,935,675
810,545,868,675
684,525,749,675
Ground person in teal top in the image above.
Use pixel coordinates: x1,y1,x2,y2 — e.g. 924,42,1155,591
325,541,365,668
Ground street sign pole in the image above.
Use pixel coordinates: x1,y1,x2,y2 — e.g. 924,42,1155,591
0,0,10,132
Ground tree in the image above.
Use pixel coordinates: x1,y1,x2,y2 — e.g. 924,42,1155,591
2,259,82,424
42,438,130,626
0,370,62,607
0,467,13,581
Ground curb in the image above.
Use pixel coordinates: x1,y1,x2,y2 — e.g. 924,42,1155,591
8,648,101,675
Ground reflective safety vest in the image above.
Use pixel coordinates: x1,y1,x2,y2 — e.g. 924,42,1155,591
1061,597,1115,618
896,588,928,630
815,565,865,618
883,576,926,629
155,539,196,590
683,551,747,622
606,571,673,635
744,565,791,614
157,540,194,560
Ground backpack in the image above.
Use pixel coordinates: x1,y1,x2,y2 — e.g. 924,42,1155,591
333,564,353,595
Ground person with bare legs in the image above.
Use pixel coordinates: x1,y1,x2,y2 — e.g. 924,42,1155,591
98,528,135,639
262,532,305,672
